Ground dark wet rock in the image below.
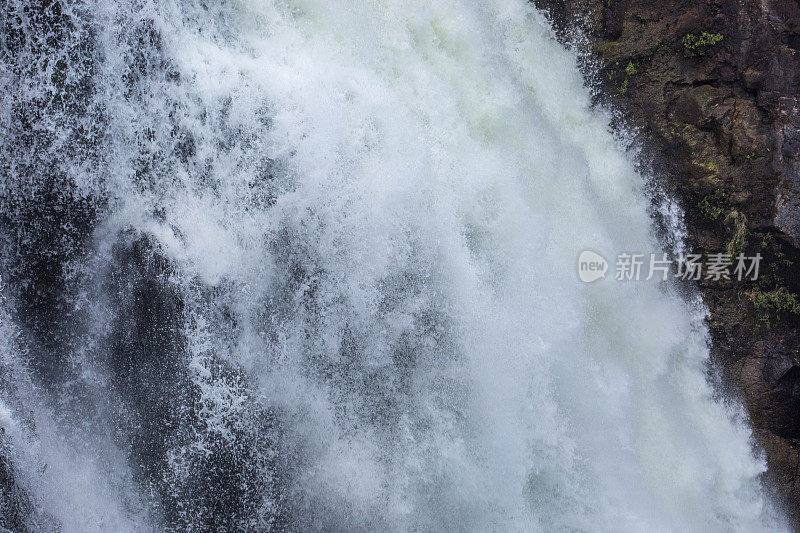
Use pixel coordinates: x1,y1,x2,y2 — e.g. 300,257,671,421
100,234,287,531
0,434,55,533
535,0,800,523
0,445,32,533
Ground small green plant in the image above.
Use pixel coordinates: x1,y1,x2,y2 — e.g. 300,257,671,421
747,287,800,314
691,158,720,181
617,61,638,94
698,195,724,221
725,210,748,256
752,234,791,290
682,32,724,58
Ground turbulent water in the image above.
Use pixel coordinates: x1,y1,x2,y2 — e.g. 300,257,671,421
0,0,789,531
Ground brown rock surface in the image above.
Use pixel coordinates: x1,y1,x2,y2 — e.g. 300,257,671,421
535,0,800,524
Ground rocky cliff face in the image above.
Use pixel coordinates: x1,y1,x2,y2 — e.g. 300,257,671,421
535,0,800,523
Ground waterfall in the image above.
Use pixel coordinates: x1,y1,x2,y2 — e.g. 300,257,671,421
0,0,787,530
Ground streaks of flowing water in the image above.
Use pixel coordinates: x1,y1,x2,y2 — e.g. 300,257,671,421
0,0,787,531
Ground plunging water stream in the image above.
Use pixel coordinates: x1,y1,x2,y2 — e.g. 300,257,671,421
0,0,787,530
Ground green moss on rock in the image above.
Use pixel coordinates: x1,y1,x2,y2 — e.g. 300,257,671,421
682,32,724,58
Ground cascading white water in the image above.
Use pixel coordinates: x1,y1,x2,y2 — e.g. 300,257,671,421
0,0,789,531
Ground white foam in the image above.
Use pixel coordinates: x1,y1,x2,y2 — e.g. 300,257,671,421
1,0,787,530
